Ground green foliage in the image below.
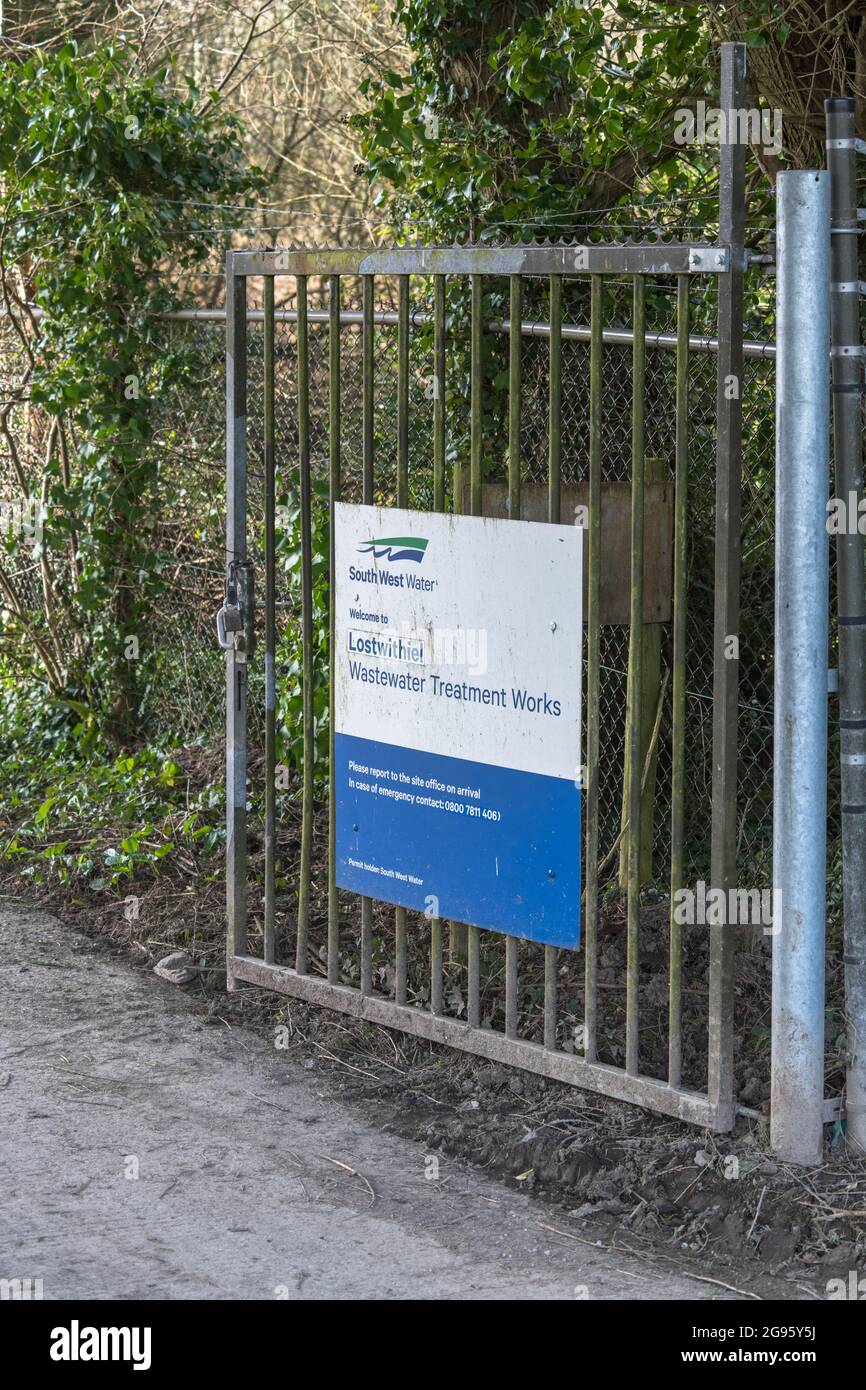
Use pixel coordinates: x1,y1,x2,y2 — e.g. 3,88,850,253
354,2,807,246
355,3,784,517
0,680,224,890
275,473,330,782
0,41,264,735
356,2,719,241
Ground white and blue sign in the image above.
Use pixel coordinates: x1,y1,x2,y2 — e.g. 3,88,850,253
334,504,583,948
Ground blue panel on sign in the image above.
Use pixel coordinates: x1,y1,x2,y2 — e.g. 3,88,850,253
335,732,581,949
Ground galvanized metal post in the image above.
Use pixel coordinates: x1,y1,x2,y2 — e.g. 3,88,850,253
225,252,248,987
825,99,866,1152
771,170,830,1166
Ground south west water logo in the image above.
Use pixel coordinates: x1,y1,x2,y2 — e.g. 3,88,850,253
358,536,428,564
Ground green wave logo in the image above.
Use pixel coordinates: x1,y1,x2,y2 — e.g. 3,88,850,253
357,537,429,564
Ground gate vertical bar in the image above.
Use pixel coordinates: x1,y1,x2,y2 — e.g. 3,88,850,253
433,275,447,512
825,99,866,1150
771,170,830,1165
584,274,603,1064
328,275,341,984
544,272,563,1049
625,274,646,1076
263,275,276,965
508,275,522,519
548,274,562,518
360,274,375,995
226,252,247,987
430,274,446,1013
466,273,483,1023
668,274,689,1087
469,273,483,516
505,276,525,1045
708,41,746,1125
295,274,313,975
395,275,410,1005
505,277,523,1042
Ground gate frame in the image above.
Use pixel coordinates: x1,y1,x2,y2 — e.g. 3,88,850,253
222,43,750,1135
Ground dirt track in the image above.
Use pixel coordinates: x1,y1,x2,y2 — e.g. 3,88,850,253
0,903,745,1301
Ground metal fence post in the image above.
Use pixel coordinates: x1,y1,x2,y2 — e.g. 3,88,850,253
825,98,866,1152
771,170,830,1165
225,252,248,987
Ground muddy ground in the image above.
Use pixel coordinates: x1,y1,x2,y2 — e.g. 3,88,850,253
2,879,864,1302
8,903,745,1300
2,753,863,1302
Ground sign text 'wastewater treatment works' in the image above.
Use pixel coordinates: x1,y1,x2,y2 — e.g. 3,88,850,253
334,503,583,948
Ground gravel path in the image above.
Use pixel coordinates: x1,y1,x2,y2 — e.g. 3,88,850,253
0,905,733,1301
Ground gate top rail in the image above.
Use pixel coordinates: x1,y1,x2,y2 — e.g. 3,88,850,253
232,243,730,278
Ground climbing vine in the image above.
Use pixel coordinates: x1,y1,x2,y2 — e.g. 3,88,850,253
0,41,264,737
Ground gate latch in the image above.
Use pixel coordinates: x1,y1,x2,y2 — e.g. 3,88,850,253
216,560,256,661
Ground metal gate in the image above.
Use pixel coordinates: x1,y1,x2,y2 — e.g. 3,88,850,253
222,45,751,1133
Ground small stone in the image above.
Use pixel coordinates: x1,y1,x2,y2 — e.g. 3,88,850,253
154,952,198,986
